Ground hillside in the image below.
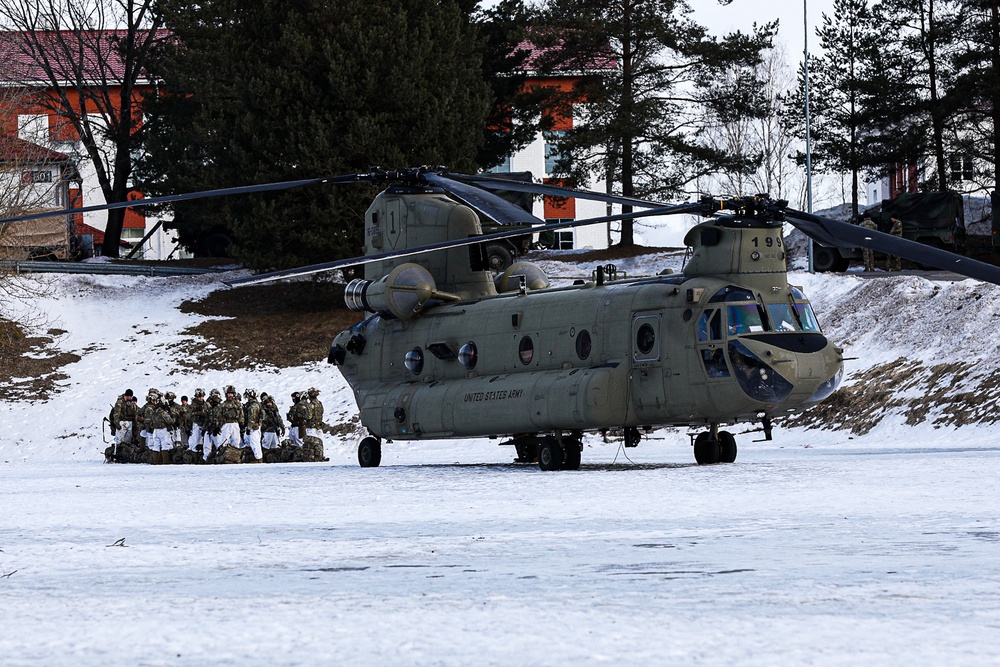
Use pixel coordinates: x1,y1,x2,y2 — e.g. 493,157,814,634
2,250,999,463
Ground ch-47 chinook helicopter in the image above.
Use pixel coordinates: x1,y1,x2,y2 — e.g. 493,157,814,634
4,166,1000,469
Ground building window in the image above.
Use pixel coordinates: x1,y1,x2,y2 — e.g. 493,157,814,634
950,154,974,182
121,228,146,240
544,131,569,175
17,114,49,144
486,156,512,173
541,219,575,250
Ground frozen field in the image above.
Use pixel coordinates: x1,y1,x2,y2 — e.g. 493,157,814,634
2,430,999,666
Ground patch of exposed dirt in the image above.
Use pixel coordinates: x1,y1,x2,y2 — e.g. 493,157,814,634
781,358,1000,434
177,281,364,370
0,321,80,401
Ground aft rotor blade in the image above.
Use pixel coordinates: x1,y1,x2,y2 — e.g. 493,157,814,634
226,201,704,287
783,207,1000,286
446,172,668,209
421,172,545,225
0,174,371,228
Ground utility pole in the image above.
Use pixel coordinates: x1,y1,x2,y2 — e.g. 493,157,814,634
804,0,815,272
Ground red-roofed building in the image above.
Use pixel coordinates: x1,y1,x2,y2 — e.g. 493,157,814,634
0,28,180,259
490,38,618,250
0,135,80,258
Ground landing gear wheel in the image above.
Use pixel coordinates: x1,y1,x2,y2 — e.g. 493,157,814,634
718,431,737,463
537,437,564,471
358,437,382,468
693,432,721,465
561,442,582,470
485,243,514,273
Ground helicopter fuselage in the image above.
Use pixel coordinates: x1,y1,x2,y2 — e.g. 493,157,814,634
331,268,843,441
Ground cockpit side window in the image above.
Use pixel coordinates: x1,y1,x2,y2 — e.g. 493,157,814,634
697,309,723,341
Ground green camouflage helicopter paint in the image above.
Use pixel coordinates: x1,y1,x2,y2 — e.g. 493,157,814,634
329,188,843,469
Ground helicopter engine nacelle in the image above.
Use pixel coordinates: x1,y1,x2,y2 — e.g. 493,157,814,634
494,262,550,293
344,262,459,320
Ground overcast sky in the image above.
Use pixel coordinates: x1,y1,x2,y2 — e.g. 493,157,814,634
690,0,837,62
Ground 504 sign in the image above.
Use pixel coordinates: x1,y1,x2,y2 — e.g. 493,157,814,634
21,170,53,185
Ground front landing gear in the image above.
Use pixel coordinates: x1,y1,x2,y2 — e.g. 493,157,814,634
693,429,738,465
358,436,382,467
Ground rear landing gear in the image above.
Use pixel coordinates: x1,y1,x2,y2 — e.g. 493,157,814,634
358,436,382,467
537,436,563,471
693,429,738,465
536,433,583,471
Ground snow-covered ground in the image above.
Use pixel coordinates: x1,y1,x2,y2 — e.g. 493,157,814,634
2,259,999,665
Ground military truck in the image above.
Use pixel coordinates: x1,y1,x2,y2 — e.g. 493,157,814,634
813,191,966,272
476,171,537,272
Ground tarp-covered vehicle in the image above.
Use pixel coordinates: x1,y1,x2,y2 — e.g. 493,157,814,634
0,212,74,259
813,192,966,272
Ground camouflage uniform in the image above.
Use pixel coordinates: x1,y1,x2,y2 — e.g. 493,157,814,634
287,392,311,446
306,387,324,439
188,389,208,452
889,217,903,271
143,390,175,463
111,389,138,449
164,392,183,446
242,388,264,462
859,215,877,272
260,393,285,450
203,390,223,461
218,385,246,449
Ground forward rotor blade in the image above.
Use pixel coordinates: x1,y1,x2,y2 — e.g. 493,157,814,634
421,172,545,225
783,207,1000,286
446,172,669,209
226,201,704,287
0,174,371,228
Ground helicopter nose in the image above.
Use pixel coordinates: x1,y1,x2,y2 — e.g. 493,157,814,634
732,334,843,405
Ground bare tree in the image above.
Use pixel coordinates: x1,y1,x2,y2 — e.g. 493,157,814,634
0,0,165,257
704,46,803,202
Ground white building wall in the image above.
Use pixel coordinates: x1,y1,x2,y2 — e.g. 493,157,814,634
21,113,181,259
507,125,610,251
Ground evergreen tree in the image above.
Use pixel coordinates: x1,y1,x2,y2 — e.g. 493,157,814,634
473,0,555,170
138,0,490,270
532,0,775,246
874,0,965,191
798,0,880,218
949,0,1000,192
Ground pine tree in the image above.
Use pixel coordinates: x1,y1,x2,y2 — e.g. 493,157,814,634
138,0,490,270
801,0,880,218
874,0,965,190
532,0,774,246
949,0,1000,192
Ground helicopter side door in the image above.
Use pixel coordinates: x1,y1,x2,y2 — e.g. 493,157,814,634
630,312,665,420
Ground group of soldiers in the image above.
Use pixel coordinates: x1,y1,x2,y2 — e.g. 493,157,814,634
105,385,328,464
858,214,904,272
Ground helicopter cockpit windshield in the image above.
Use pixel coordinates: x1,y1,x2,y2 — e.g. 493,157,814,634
708,285,823,337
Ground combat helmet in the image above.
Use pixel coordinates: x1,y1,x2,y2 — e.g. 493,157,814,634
224,384,237,395
243,388,257,400
308,387,320,397
209,388,222,401
194,388,205,398
260,392,270,402
147,388,161,400
164,391,176,401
